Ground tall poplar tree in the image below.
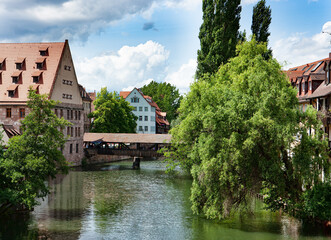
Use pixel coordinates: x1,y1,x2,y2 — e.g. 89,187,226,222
251,0,271,43
196,0,242,79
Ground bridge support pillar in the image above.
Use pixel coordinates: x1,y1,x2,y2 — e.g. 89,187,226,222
133,157,141,169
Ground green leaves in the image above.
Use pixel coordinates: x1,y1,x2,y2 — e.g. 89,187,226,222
168,39,330,220
140,81,182,125
90,87,137,133
0,90,71,211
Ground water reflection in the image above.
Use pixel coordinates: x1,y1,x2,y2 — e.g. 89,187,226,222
0,160,329,240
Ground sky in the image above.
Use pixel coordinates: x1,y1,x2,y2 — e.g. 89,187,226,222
0,0,330,94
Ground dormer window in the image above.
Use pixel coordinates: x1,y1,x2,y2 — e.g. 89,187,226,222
35,57,46,70
32,71,43,83
39,46,49,56
131,97,139,103
11,71,22,84
15,58,25,70
29,85,40,94
0,58,6,70
7,85,18,98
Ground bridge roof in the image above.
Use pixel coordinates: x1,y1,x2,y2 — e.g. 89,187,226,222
83,133,171,144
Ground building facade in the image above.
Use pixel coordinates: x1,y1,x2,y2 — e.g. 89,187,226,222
286,52,331,147
120,88,169,134
0,40,85,165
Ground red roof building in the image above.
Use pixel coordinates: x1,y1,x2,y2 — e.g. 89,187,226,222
0,40,88,165
120,88,170,134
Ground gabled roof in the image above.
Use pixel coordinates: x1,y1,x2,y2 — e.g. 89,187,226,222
0,41,66,103
79,84,92,102
119,91,130,99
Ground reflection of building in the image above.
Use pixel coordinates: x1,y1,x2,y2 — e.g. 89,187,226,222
120,88,169,134
286,52,331,147
0,40,86,165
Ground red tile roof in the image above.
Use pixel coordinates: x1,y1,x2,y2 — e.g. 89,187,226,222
0,42,66,103
119,91,131,99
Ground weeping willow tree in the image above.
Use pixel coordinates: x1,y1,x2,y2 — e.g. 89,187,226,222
166,39,330,221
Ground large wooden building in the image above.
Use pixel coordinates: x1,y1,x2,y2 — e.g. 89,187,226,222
0,40,86,165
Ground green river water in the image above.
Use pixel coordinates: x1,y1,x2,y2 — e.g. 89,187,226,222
0,160,329,240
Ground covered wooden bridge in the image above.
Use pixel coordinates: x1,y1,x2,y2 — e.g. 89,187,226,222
83,133,172,158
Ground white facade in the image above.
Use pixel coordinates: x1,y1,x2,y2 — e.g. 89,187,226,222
125,89,156,134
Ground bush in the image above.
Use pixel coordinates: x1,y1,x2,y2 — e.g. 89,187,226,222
303,182,331,221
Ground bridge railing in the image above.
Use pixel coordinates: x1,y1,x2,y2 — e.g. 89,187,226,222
96,148,162,158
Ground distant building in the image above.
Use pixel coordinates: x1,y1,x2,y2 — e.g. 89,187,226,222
286,52,331,147
120,88,169,134
0,40,87,165
79,84,92,133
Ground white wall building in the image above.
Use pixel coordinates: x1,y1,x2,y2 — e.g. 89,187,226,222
120,88,157,134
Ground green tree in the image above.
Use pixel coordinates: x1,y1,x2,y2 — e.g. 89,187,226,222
196,0,241,79
167,39,329,220
90,87,137,133
0,90,71,212
140,81,182,124
251,0,272,43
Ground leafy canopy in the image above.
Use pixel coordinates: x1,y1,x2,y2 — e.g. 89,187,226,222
140,81,182,124
167,39,329,220
0,90,71,210
251,0,272,43
90,87,137,133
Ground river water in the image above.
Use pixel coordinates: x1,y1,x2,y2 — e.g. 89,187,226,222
0,160,329,240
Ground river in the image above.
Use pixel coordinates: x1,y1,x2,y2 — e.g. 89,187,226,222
0,160,329,240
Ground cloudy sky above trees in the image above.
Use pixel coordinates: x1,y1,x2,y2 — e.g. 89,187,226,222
0,0,330,93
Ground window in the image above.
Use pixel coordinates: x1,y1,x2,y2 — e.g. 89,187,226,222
131,97,139,103
302,82,305,94
64,65,71,71
16,63,22,70
151,126,155,132
71,127,73,137
309,81,312,91
55,109,58,117
144,116,148,121
67,110,70,119
138,126,143,131
70,144,73,154
62,94,73,99
139,107,143,111
33,76,39,83
36,62,43,70
71,110,73,120
12,76,18,84
78,127,81,137
151,116,155,121
19,108,25,118
133,107,137,111
60,109,63,118
62,79,73,85
151,107,154,112
78,111,81,120
67,127,70,136
144,126,148,132
75,110,77,120
76,144,79,153
139,116,142,121
145,107,148,111
75,127,77,137
40,50,47,56
6,108,11,118
8,91,14,97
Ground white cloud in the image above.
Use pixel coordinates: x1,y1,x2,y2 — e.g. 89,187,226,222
0,0,200,42
273,21,331,69
76,41,169,92
165,59,197,94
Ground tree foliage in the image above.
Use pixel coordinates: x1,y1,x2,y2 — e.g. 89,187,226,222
196,0,242,79
251,0,272,43
90,87,137,133
140,81,182,124
167,39,330,220
0,90,71,211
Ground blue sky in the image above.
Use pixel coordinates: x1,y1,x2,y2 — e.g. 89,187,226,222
0,0,330,94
